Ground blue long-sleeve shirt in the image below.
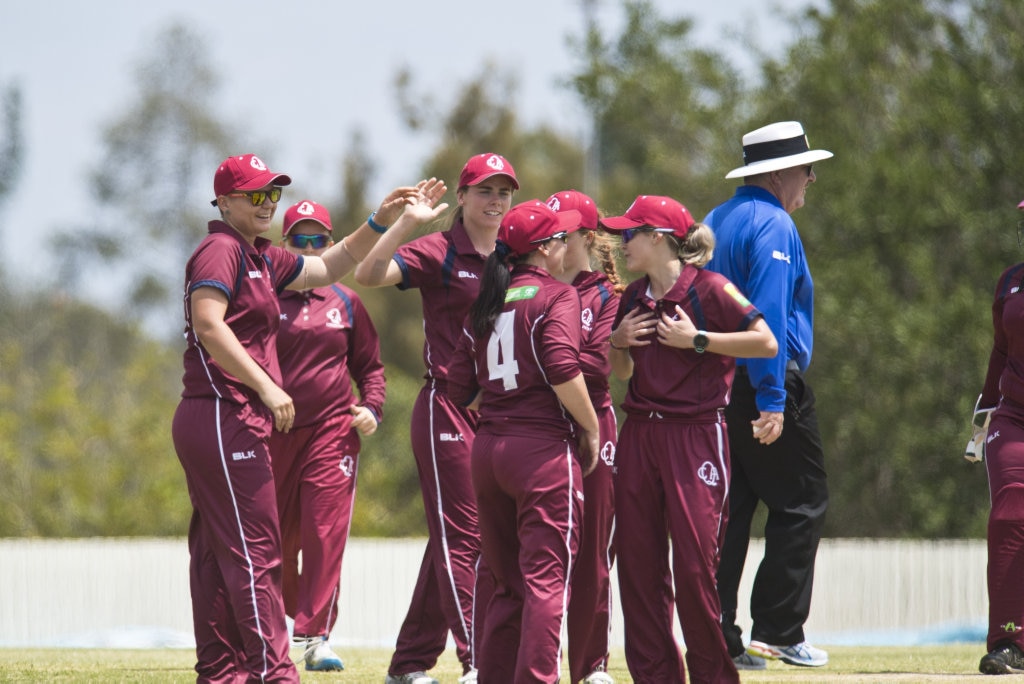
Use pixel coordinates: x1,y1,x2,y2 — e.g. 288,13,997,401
704,185,814,413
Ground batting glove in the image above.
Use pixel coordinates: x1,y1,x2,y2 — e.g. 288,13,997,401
965,394,994,463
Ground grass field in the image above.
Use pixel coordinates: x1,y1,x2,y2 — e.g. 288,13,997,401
0,643,991,682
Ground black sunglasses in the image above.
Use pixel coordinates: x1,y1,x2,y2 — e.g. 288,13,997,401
532,231,569,245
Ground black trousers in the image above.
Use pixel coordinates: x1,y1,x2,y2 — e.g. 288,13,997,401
716,366,828,655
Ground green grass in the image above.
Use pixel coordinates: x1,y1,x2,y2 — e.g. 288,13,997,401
0,643,988,682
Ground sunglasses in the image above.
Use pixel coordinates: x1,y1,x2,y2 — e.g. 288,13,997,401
287,234,330,249
621,227,673,243
229,186,283,206
532,231,569,245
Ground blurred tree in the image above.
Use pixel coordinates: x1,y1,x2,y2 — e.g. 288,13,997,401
0,81,23,213
0,294,187,536
745,0,1024,537
50,23,234,339
567,0,746,216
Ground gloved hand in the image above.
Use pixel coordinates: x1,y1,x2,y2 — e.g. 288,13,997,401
965,394,994,463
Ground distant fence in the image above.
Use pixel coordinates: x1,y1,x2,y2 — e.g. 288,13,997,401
0,538,987,648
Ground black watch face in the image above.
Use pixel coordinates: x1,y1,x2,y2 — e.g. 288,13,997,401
694,333,709,351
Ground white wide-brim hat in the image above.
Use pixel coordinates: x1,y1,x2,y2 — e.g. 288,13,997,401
725,121,834,179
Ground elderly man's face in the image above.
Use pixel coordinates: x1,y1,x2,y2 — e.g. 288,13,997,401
772,164,816,214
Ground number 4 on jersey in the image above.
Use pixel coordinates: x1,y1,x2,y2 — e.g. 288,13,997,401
487,311,520,390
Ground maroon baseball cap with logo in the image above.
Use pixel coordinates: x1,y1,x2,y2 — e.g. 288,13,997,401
497,200,581,257
458,153,520,190
211,154,292,206
600,195,695,238
282,200,332,236
546,189,598,231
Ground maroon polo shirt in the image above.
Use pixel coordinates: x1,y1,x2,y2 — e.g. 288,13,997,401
393,219,488,384
276,284,386,429
180,220,303,407
449,264,583,439
614,264,761,418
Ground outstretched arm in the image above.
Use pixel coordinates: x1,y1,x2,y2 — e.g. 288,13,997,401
291,178,448,290
354,179,449,288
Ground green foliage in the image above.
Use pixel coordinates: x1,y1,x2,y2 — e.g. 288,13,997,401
740,0,1024,537
0,294,188,536
10,0,1024,539
350,370,426,536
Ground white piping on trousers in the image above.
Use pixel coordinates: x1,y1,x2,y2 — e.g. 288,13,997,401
214,397,271,681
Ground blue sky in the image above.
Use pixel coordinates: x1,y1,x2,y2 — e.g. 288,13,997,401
0,0,810,296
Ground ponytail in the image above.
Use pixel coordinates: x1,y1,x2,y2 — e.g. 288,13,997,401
470,242,514,339
591,229,626,294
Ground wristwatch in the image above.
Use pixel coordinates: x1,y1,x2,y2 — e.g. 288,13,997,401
693,330,709,354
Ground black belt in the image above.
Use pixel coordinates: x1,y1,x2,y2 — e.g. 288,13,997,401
737,360,800,376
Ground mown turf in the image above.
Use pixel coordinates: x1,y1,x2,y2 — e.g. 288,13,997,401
0,643,987,682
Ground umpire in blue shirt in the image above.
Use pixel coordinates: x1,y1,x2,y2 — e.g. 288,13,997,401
704,121,833,670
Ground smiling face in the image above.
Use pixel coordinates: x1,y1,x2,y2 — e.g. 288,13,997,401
220,183,282,243
458,176,516,232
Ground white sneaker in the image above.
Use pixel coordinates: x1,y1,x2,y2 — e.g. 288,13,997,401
384,673,439,684
748,640,828,667
732,651,767,670
584,670,615,683
457,668,478,683
298,636,344,671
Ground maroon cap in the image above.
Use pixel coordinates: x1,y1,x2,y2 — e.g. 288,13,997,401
212,154,292,205
283,200,332,236
546,189,598,231
458,153,520,190
600,195,695,238
497,200,581,257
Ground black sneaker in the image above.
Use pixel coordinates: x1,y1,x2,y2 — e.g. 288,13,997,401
980,643,1024,675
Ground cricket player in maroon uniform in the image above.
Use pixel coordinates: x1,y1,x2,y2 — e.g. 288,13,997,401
355,154,519,684
547,190,624,684
603,195,777,684
172,153,445,683
447,199,601,684
969,198,1024,675
269,200,386,672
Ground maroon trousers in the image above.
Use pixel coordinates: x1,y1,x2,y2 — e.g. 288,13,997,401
985,399,1024,652
388,384,487,676
473,432,582,684
567,406,617,682
269,414,360,640
172,397,298,684
614,414,738,684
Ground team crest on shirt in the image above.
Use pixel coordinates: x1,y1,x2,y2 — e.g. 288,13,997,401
326,307,348,329
581,307,594,332
697,461,720,487
600,440,615,466
339,455,355,478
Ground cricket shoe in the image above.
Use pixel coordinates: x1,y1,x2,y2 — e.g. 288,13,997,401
583,669,615,683
748,640,828,667
457,668,478,683
385,672,439,684
980,643,1024,675
300,636,344,671
732,651,767,670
